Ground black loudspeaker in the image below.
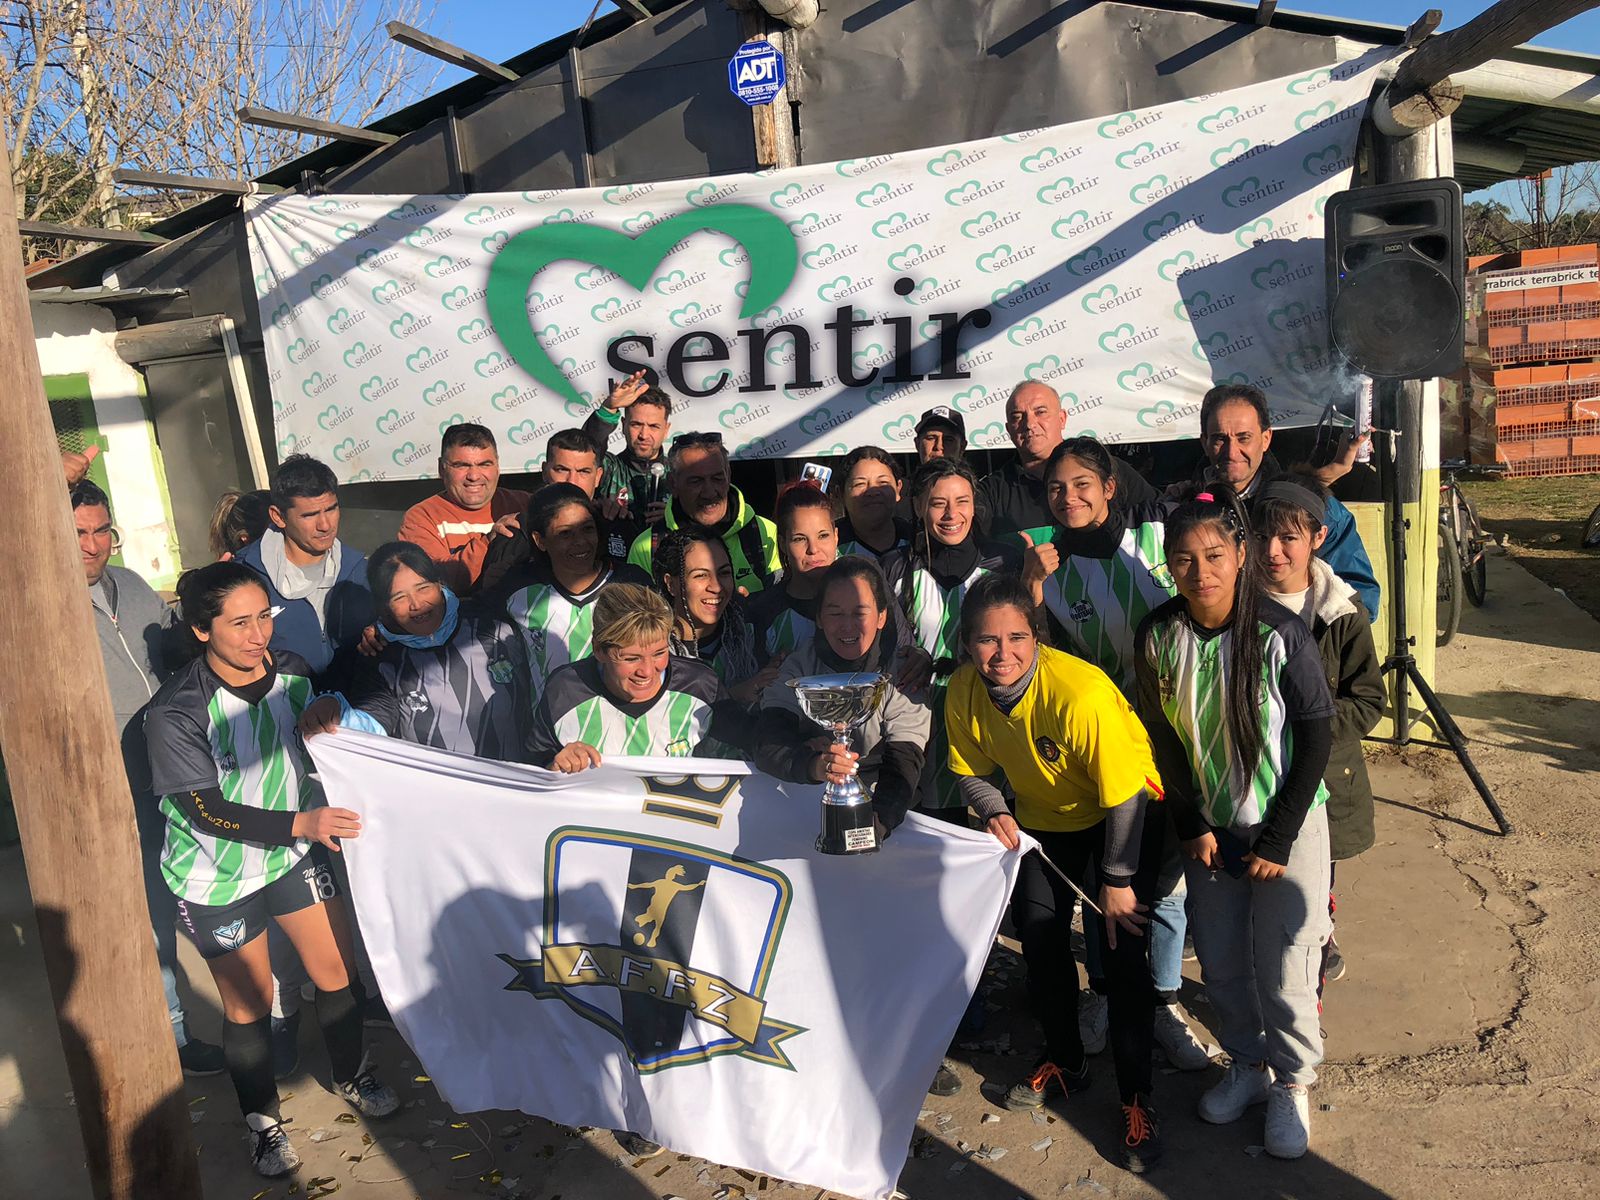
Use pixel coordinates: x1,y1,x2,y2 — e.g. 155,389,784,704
1325,179,1464,380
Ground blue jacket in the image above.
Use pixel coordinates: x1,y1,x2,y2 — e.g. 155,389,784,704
1319,495,1380,624
235,538,374,679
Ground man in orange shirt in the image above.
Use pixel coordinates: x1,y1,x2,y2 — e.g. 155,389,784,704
398,424,530,594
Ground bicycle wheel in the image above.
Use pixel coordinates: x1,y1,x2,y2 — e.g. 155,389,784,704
1459,491,1488,607
1584,503,1600,550
1437,523,1463,647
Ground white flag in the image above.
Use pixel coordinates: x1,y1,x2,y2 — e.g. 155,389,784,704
313,732,1026,1200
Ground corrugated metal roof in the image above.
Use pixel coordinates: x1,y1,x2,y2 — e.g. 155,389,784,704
25,0,1600,290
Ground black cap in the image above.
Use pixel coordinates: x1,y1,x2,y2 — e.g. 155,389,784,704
914,405,966,441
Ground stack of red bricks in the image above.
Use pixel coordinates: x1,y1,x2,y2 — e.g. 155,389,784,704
1471,244,1600,478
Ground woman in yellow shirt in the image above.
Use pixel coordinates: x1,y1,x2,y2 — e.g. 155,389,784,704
946,573,1166,1174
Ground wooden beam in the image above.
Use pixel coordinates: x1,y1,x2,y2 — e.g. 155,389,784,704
1255,0,1278,26
237,105,397,147
1,134,203,1200
385,21,518,83
18,219,166,245
1404,9,1443,47
1392,0,1600,96
112,168,283,195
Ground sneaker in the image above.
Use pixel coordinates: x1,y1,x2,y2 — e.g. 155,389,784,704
337,1070,399,1119
1153,1004,1214,1071
177,1037,226,1077
1120,1094,1163,1174
927,1059,962,1097
1003,1057,1089,1111
362,995,395,1029
1078,989,1109,1056
1199,1061,1273,1125
246,1112,300,1178
270,1012,300,1081
1324,936,1347,983
616,1130,664,1159
1264,1080,1311,1159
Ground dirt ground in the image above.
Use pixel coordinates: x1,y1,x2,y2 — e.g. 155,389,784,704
1461,474,1600,622
3,551,1599,1200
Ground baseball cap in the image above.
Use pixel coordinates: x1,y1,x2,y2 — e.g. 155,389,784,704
914,405,966,441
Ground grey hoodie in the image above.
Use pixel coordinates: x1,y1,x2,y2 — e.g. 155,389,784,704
89,565,178,794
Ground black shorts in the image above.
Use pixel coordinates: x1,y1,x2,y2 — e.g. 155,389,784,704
176,846,341,960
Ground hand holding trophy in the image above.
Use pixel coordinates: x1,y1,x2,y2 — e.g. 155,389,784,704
789,672,889,855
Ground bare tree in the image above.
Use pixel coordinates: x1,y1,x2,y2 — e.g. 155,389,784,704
1510,162,1600,248
4,0,436,262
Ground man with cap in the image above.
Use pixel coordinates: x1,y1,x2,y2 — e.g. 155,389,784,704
915,406,967,464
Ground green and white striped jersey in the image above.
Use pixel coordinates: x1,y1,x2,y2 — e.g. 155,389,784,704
1137,598,1334,834
883,540,1021,809
527,655,730,764
145,652,317,905
494,560,650,706
744,584,819,663
1024,501,1176,698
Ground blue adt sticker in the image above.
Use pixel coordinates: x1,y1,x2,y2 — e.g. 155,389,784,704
728,39,785,107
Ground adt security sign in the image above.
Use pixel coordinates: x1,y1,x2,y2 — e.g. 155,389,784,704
728,39,785,107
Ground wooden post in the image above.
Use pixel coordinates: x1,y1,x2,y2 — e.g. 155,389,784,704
0,147,203,1197
738,9,799,170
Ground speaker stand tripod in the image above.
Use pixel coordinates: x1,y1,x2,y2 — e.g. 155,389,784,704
1370,416,1513,836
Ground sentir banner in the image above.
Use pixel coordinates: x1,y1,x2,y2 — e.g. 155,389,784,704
246,52,1388,482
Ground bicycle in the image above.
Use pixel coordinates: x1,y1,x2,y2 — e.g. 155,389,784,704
1437,459,1502,646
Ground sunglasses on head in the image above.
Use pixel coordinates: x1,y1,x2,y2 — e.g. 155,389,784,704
670,431,724,451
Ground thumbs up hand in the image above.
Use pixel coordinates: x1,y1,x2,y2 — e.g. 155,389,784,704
63,444,100,486
1018,530,1057,605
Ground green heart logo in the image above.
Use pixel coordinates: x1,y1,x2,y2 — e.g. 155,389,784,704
325,308,351,334
870,212,909,239
1019,148,1059,173
301,372,326,398
1129,176,1167,204
1008,318,1042,347
490,389,520,412
670,302,704,327
371,280,400,303
1285,348,1326,376
1248,260,1288,292
881,414,916,440
857,182,893,208
421,381,450,406
309,198,342,215
1210,140,1251,168
486,204,796,407
719,402,750,430
815,276,852,303
801,246,834,270
1287,69,1331,95
403,226,436,248
474,352,506,377
1295,102,1336,132
960,211,998,239
315,402,340,429
1026,356,1061,381
464,205,497,226
1114,142,1154,171
1099,324,1135,353
391,441,417,465
1197,107,1238,135
952,385,986,411
1222,177,1260,208
1082,284,1118,313
1158,252,1196,282
1036,176,1077,205
1050,210,1091,240
332,437,358,463
405,347,435,373
1117,364,1155,392
1137,401,1177,428
1193,332,1228,360
358,375,385,402
481,231,509,255
342,342,367,368
457,319,489,343
1235,218,1275,248
1066,246,1105,277
1268,302,1307,332
888,245,922,272
991,280,1027,304
1143,211,1182,242
438,413,467,435
1175,290,1209,319
975,246,1011,273
926,149,963,176
944,181,982,206
799,408,832,436
685,183,718,207
388,311,418,336
287,338,311,363
1097,113,1135,138
333,222,361,242
424,255,455,278
770,182,805,206
387,202,422,221
1302,144,1347,177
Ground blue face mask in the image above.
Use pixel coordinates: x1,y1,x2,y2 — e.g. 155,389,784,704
380,587,460,649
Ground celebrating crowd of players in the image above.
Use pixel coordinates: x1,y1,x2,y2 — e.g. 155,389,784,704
73,373,1384,1179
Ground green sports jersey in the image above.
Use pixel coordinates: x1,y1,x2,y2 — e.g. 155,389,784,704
884,541,1020,809
527,655,730,764
145,654,317,906
1139,599,1333,833
1028,506,1176,698
494,561,650,708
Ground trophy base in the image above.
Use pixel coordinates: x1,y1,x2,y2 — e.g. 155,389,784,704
817,801,879,856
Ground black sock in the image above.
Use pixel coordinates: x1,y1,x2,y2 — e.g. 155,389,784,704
224,1016,278,1119
314,985,365,1085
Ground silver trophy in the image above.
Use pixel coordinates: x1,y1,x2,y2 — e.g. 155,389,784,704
789,672,889,855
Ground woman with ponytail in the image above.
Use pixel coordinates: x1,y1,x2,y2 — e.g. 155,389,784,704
1133,486,1335,1162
